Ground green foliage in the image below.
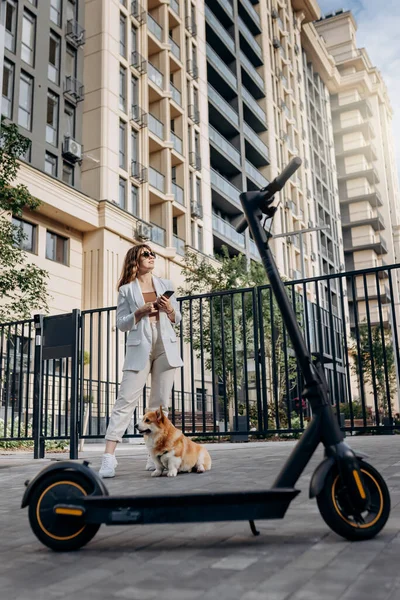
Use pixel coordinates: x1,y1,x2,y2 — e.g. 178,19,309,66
0,418,68,451
351,324,396,418
0,120,49,322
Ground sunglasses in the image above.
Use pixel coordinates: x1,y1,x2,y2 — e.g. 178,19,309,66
141,250,156,259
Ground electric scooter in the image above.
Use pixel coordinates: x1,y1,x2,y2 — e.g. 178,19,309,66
21,158,390,551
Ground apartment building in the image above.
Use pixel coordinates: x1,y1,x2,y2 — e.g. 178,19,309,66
315,10,400,327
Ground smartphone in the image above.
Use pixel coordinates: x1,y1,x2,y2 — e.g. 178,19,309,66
162,290,174,299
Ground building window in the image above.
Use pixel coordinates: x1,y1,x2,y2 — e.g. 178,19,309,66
64,103,75,137
196,388,206,411
50,0,62,26
131,25,137,54
66,45,76,79
66,0,77,22
27,0,37,6
131,76,138,111
18,72,34,131
119,66,126,112
62,162,74,185
131,129,138,162
120,14,126,57
46,230,68,265
197,225,203,253
119,120,126,168
2,59,14,118
12,217,36,253
21,10,36,66
119,177,126,209
5,0,17,53
46,91,59,146
48,32,61,84
44,152,57,177
131,185,138,216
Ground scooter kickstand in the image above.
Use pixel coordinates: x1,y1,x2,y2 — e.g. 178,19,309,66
249,520,260,536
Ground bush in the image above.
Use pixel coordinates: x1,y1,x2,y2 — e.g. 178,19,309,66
0,418,69,451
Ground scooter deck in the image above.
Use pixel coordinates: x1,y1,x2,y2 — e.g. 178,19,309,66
76,488,300,526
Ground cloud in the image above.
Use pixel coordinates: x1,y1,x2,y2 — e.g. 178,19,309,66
317,0,400,181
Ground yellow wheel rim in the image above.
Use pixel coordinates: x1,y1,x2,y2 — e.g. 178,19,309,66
331,469,384,529
36,480,87,541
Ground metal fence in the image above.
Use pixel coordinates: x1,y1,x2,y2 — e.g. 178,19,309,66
1,264,400,451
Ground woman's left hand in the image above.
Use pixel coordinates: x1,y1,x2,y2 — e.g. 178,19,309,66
157,295,173,314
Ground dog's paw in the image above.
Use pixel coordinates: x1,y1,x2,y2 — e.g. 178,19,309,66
196,465,205,473
145,464,156,471
151,469,163,477
167,469,178,477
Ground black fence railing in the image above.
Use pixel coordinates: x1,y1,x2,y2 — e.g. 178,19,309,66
1,264,400,447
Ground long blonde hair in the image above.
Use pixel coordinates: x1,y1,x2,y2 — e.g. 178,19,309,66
117,244,152,290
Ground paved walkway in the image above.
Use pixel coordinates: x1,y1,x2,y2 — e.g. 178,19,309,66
1,436,400,600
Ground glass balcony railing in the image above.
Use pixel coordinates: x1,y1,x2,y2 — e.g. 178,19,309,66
239,51,264,92
206,44,237,89
242,86,266,124
170,0,179,15
245,159,268,188
210,168,241,206
149,166,165,192
148,62,164,90
170,83,181,105
205,6,235,53
218,0,233,18
212,213,245,248
238,17,262,59
172,181,184,205
171,131,183,154
173,234,185,256
240,0,261,28
150,222,166,246
243,122,269,160
209,125,241,167
148,113,164,139
148,14,163,41
169,37,180,60
208,84,239,126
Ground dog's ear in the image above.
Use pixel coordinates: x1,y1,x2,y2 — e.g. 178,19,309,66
157,406,165,422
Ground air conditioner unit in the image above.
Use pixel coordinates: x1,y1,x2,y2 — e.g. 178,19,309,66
273,37,281,49
136,221,152,240
190,201,203,218
62,137,82,161
271,8,279,19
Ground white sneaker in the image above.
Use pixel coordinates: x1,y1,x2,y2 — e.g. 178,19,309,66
99,453,118,478
145,455,156,471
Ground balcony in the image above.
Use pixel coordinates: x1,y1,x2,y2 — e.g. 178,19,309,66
64,76,84,103
245,159,268,188
171,131,183,154
173,234,185,256
342,210,385,231
210,168,241,208
238,0,261,34
169,37,181,60
240,51,264,99
243,122,270,165
205,6,235,54
131,161,147,182
170,0,179,16
208,84,239,128
148,113,164,139
339,186,383,207
331,95,373,119
209,125,241,169
191,200,203,218
185,15,197,36
148,63,164,90
148,14,163,42
348,282,391,303
131,51,147,73
212,213,245,249
170,83,182,106
213,0,234,20
150,222,166,246
131,0,146,23
337,164,380,185
187,59,199,79
344,233,388,254
130,105,147,127
172,181,184,205
189,152,201,170
65,20,86,47
188,104,200,124
335,141,378,162
149,166,165,193
242,86,267,129
238,17,262,65
206,44,237,91
333,116,374,139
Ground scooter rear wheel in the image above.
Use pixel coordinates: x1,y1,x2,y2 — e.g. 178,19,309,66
316,460,390,541
28,471,101,551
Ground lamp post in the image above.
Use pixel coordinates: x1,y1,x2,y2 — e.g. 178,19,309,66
272,224,331,279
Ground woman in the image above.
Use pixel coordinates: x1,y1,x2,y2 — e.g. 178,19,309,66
99,244,183,478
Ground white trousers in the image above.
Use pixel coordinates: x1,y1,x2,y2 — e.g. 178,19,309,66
105,322,176,442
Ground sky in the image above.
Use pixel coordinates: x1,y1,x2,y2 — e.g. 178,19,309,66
317,0,400,180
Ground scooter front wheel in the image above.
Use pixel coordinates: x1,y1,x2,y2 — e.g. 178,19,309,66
316,460,390,541
28,471,101,551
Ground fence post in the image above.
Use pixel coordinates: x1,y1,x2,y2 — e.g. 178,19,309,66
33,314,44,459
69,309,81,459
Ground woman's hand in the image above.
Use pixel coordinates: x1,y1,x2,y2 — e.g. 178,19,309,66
135,302,157,322
157,295,173,314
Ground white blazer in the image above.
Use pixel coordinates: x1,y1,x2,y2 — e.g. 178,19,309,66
116,276,183,371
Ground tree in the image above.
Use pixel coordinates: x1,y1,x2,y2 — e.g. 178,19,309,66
350,323,397,420
178,247,301,431
0,121,49,322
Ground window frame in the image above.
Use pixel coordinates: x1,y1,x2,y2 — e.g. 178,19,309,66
18,71,34,131
2,58,15,119
46,90,59,146
46,230,69,265
21,9,36,67
44,151,58,177
12,216,37,254
48,31,61,84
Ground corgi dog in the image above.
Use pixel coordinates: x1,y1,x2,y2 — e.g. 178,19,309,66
136,406,212,477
